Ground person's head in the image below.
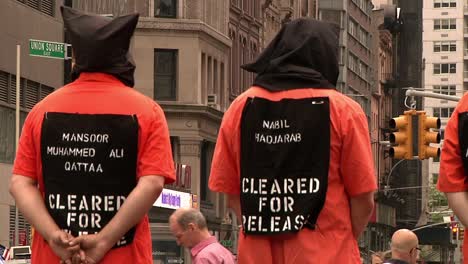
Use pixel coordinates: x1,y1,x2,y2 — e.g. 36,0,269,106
169,208,210,248
371,251,389,264
390,229,420,264
61,6,139,87
241,18,340,90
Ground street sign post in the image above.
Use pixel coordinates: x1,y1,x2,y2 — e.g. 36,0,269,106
29,39,71,60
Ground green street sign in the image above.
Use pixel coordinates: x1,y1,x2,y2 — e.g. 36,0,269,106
220,240,233,247
29,39,71,60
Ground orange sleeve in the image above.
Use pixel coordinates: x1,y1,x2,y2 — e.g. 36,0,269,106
209,100,245,195
137,103,175,184
340,110,377,197
438,100,468,192
12,111,38,179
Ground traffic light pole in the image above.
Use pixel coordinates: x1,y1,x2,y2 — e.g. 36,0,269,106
405,87,461,102
385,159,407,188
411,221,457,232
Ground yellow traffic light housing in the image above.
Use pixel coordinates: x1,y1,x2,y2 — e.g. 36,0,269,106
389,110,414,160
460,226,465,241
452,226,459,240
418,111,441,160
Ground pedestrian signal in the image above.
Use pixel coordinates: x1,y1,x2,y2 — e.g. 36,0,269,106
418,111,441,160
389,111,414,160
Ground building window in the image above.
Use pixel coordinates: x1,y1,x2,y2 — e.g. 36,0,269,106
301,0,309,17
358,28,368,47
240,37,247,91
169,136,179,162
433,107,455,118
253,0,260,19
213,59,218,97
348,52,368,81
0,107,21,164
0,70,54,163
433,41,456,52
9,205,31,246
207,56,212,94
348,19,357,38
200,141,215,203
201,53,206,96
242,0,248,13
434,85,456,95
229,28,240,98
358,61,367,79
348,52,358,73
449,19,456,29
154,0,177,18
351,0,369,14
433,63,456,74
359,0,367,14
220,62,225,107
16,0,55,16
434,19,456,30
154,49,177,101
434,0,456,8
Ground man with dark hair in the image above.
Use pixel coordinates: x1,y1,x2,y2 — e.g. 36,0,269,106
9,6,175,264
209,18,376,263
169,208,235,264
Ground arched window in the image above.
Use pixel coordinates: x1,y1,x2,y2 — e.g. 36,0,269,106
242,37,249,91
229,29,238,97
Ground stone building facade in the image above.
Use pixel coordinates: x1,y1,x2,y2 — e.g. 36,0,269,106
0,0,62,248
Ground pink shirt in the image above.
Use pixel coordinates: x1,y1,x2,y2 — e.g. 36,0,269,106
191,236,236,264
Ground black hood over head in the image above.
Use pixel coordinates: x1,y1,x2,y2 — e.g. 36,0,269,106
61,6,139,87
241,18,340,91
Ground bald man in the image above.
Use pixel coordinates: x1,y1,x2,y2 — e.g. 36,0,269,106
384,229,420,264
169,208,235,264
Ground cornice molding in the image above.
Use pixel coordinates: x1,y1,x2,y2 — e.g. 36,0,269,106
138,18,232,47
159,103,224,123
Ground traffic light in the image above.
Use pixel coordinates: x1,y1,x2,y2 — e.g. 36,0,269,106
418,111,441,160
460,226,465,241
389,110,415,159
452,225,459,240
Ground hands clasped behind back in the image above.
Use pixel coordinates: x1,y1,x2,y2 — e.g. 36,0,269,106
48,230,80,264
54,232,113,264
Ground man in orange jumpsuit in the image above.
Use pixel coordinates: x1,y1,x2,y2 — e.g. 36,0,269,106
209,18,377,263
9,6,175,264
437,89,468,264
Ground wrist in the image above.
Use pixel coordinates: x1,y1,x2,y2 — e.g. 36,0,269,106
44,227,62,244
96,231,117,250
